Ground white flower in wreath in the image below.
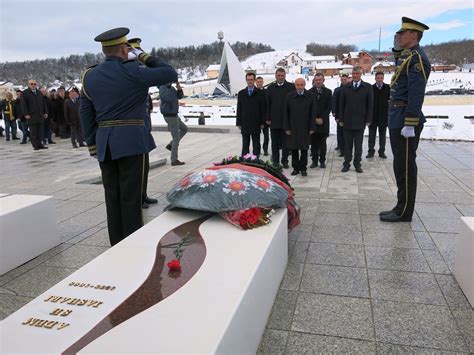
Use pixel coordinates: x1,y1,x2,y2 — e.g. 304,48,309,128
222,180,250,195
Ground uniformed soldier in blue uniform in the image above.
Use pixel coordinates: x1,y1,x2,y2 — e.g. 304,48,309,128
80,27,177,245
380,17,430,222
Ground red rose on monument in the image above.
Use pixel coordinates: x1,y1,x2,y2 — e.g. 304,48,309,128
167,259,181,272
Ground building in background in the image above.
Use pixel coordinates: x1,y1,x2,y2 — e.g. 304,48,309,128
342,51,373,74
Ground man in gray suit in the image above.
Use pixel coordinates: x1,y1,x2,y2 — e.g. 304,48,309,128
338,66,373,173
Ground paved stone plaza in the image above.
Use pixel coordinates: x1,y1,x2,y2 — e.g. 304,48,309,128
0,130,473,353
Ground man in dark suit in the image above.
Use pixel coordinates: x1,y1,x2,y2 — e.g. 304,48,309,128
266,68,295,168
255,76,269,156
367,71,390,159
80,27,177,246
20,79,49,150
284,78,316,177
309,73,332,168
64,87,85,148
332,74,350,157
236,72,265,157
338,66,373,173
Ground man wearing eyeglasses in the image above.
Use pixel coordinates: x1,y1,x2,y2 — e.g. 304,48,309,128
20,80,49,150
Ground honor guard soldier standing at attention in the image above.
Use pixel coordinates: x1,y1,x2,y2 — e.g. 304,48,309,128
379,17,430,222
80,27,177,246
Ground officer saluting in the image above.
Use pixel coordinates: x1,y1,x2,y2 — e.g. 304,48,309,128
80,27,177,245
379,17,430,222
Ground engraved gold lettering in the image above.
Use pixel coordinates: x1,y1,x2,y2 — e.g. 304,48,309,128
44,321,58,329
45,295,62,303
22,317,38,326
67,298,81,305
60,297,71,304
34,320,48,327
77,299,87,306
86,300,103,308
61,309,72,316
57,322,70,330
50,308,63,316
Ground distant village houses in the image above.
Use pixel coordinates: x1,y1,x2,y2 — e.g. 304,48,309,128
342,51,373,73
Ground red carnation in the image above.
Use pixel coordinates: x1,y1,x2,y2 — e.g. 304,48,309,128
167,259,181,272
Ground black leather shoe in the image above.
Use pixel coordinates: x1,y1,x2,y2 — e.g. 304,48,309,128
379,209,396,216
301,170,307,177
38,145,48,149
263,151,269,156
379,153,387,159
282,162,289,169
366,153,374,158
290,170,299,176
335,146,339,151
12,137,20,140
165,144,172,151
380,212,412,222
320,162,326,169
338,153,344,157
20,141,26,144
341,166,349,172
171,160,185,166
142,202,149,209
310,162,318,168
144,196,158,204
355,166,363,173
48,141,56,144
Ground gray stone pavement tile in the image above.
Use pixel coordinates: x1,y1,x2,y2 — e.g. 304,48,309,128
368,269,445,306
361,214,413,233
455,204,474,217
317,199,359,214
296,228,313,242
372,300,468,352
56,200,102,223
0,294,34,320
365,246,430,273
435,192,474,205
3,265,77,298
430,232,459,271
413,231,437,249
289,241,309,263
422,249,451,274
451,307,474,353
288,240,296,257
311,225,363,245
70,190,106,202
315,212,362,231
266,289,298,331
362,229,420,249
58,218,102,242
291,293,374,341
421,217,462,234
286,332,376,354
409,215,427,232
306,242,366,267
377,342,467,354
280,262,304,291
43,244,109,269
358,200,395,215
0,243,74,286
78,227,110,247
0,287,16,295
415,203,464,218
301,264,369,298
257,329,288,354
435,275,471,309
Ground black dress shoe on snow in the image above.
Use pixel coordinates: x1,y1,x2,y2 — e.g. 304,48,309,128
301,170,307,177
290,170,299,176
341,166,349,172
144,196,158,204
379,153,387,159
355,166,363,173
282,162,290,169
366,153,374,158
171,160,185,166
380,212,412,222
320,162,326,169
310,162,318,168
142,202,149,209
165,143,172,151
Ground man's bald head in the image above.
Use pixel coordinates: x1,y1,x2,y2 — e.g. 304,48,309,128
294,78,306,93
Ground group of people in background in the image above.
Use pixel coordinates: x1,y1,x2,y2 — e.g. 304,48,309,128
0,82,84,150
237,66,390,176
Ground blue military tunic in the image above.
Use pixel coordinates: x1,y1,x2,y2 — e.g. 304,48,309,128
80,56,177,161
388,44,431,129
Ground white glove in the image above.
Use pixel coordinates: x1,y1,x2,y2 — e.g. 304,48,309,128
401,126,415,138
127,48,143,60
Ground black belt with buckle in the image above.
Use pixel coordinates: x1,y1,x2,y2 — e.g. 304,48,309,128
98,119,144,127
388,100,407,107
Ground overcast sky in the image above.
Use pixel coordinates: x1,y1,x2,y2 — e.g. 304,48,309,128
1,0,472,62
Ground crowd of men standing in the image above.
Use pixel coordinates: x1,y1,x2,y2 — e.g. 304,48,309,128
236,66,390,176
0,82,84,149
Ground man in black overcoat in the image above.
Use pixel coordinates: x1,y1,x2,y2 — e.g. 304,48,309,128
309,73,333,168
367,71,390,158
236,72,265,157
338,66,373,173
284,78,316,177
20,79,49,150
